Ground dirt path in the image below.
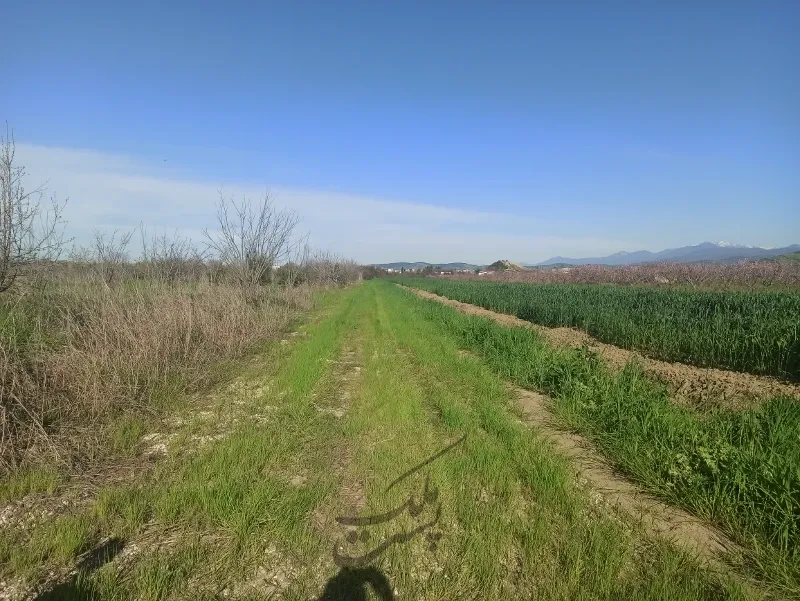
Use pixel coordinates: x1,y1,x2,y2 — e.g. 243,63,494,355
406,286,800,409
312,343,368,536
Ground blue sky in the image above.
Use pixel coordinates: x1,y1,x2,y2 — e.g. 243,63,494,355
4,1,798,263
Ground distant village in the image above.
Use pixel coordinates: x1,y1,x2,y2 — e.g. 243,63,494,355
364,264,490,278
383,266,482,275
370,259,526,277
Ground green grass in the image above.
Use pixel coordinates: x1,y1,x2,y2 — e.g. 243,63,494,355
110,416,149,456
2,514,99,579
398,277,800,380
0,283,768,599
328,281,749,599
0,466,61,502
386,281,800,593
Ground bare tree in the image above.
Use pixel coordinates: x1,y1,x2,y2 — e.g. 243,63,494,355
91,229,134,286
203,191,299,292
274,235,311,287
0,125,69,292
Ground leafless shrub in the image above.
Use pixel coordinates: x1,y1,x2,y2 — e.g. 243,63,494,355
139,227,205,283
0,278,314,470
0,125,69,293
0,132,362,469
273,261,307,287
203,258,226,285
0,343,56,470
361,265,389,280
284,236,312,286
203,191,300,294
305,251,362,286
89,229,134,286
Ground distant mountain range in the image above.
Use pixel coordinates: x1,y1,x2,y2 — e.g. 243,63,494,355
373,243,800,271
532,242,800,267
373,262,481,271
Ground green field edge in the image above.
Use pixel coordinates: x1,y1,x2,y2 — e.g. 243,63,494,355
383,280,800,596
394,277,800,382
343,281,754,600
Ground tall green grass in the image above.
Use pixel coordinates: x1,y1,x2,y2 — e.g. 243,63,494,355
400,278,800,380
385,282,800,591
362,282,748,599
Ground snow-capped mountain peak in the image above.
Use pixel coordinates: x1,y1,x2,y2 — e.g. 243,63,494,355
713,241,753,249
534,242,800,266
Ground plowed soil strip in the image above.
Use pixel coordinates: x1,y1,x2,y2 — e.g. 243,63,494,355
406,286,800,409
513,387,736,564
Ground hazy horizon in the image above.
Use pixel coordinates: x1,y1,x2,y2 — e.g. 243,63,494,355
370,239,800,267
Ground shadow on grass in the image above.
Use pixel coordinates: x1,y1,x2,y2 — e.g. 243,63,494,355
317,567,395,601
32,537,125,601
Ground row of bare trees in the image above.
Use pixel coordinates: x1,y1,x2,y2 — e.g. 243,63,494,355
64,205,359,291
445,260,800,289
1,126,361,294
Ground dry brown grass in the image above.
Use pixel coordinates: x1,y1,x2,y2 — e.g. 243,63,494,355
0,277,315,472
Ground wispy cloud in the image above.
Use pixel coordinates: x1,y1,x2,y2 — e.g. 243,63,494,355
17,143,628,263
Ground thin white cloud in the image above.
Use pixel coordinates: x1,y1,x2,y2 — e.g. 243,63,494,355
16,143,629,264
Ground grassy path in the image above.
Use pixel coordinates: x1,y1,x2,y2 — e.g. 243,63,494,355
1,283,763,600
396,281,799,597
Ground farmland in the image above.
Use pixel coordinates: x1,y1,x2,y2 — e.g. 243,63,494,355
6,280,789,600
396,281,800,591
400,278,800,381
6,2,797,598
2,278,799,599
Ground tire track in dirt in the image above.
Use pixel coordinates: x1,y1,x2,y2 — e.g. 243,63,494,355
310,343,368,559
218,340,368,600
323,345,367,517
405,286,800,409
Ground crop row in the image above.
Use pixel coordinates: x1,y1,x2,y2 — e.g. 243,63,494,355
401,278,800,380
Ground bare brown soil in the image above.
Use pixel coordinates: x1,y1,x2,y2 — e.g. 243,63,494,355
407,286,800,409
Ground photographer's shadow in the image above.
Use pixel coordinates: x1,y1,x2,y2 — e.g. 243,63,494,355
317,567,395,601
